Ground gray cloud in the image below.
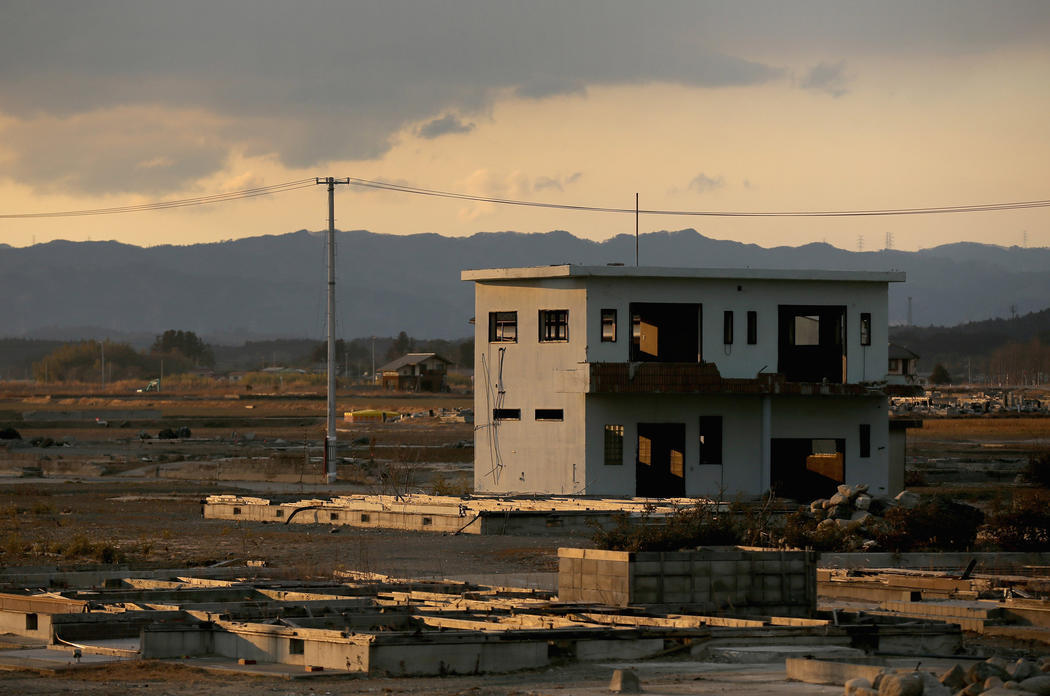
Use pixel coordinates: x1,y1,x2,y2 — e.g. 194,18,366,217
418,114,475,139
799,60,849,97
689,173,726,194
0,1,1047,193
534,172,583,192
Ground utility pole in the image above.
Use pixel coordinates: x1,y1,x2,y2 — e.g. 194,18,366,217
635,193,639,267
100,341,105,391
316,176,351,484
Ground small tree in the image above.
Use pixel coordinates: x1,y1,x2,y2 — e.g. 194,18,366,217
929,363,952,385
151,330,214,367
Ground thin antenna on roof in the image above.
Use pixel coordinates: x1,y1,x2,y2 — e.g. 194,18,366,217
635,193,639,267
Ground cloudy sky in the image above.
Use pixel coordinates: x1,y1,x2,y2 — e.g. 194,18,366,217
1,1,1048,250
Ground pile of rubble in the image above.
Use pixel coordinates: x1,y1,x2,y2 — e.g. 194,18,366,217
803,484,920,549
844,656,1050,695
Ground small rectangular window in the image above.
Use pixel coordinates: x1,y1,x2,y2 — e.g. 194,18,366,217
699,416,723,465
601,309,617,342
330,512,340,521
604,424,624,466
488,311,517,343
860,313,872,346
275,509,284,518
747,311,757,345
25,613,38,631
860,424,871,458
360,513,370,522
539,309,569,342
723,311,734,344
422,516,433,526
289,638,304,655
535,409,564,421
232,507,241,515
492,408,521,420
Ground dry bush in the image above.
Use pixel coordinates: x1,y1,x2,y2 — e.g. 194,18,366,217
590,500,740,552
983,490,1050,551
872,497,984,552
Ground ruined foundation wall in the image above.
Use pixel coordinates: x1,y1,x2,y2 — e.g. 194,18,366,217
558,546,818,617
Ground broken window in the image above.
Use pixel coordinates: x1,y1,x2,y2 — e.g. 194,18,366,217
492,408,521,420
289,638,304,655
604,424,624,465
539,309,569,342
747,311,757,344
488,311,517,343
25,613,37,631
629,303,701,362
860,313,871,346
723,311,734,344
535,408,564,421
698,416,723,465
601,308,617,342
859,424,871,458
778,305,847,383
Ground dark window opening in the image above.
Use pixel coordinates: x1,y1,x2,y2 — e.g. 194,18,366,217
723,311,734,345
25,613,38,631
747,311,757,344
360,513,370,522
535,408,564,421
275,509,284,517
629,302,701,362
860,313,872,346
771,438,845,501
860,424,871,458
698,416,723,465
488,311,517,343
492,408,521,420
777,305,847,383
601,309,617,342
329,512,339,521
604,424,624,466
636,423,686,497
539,309,569,342
422,517,432,526
289,638,304,655
232,507,241,515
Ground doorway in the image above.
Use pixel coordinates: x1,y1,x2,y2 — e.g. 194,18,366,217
636,422,686,497
770,437,845,501
630,303,701,362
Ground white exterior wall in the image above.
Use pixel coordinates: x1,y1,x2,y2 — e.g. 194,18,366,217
583,276,889,383
474,279,588,493
467,267,898,498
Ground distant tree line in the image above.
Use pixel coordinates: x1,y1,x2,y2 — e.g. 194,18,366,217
31,331,211,384
891,307,1050,384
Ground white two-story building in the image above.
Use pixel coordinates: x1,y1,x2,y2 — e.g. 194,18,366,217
462,265,907,501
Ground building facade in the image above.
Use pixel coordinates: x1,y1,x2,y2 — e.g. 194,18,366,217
462,265,906,500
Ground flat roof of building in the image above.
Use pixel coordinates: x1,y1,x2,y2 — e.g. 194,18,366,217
461,265,906,283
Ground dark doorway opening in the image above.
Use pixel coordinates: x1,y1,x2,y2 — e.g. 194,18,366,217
777,305,846,383
636,422,686,497
630,303,701,362
771,437,845,501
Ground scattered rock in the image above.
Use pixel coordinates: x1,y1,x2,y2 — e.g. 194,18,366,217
854,494,872,511
940,665,969,691
968,662,1008,686
1019,675,1050,695
845,677,873,696
984,676,1004,690
609,668,642,693
895,490,920,509
157,428,177,440
1010,660,1037,682
829,492,849,506
877,672,923,696
850,511,874,525
0,427,21,440
916,671,951,696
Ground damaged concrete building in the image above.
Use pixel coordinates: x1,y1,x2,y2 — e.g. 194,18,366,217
462,265,905,500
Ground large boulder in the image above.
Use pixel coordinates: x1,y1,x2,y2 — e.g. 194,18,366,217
845,677,874,696
878,672,923,696
967,662,1008,685
1019,675,1050,696
1009,659,1038,682
894,490,921,509
939,664,968,691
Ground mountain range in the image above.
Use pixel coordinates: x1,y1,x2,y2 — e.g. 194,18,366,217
1,229,1048,342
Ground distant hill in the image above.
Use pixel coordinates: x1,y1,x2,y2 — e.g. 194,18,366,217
1,229,1048,344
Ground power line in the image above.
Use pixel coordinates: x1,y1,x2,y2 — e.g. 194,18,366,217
0,178,317,219
347,177,1050,218
2,173,1049,220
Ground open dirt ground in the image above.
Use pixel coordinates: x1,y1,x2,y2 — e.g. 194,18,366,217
1,387,1049,693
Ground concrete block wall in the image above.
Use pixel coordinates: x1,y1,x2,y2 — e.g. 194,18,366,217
558,546,817,617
